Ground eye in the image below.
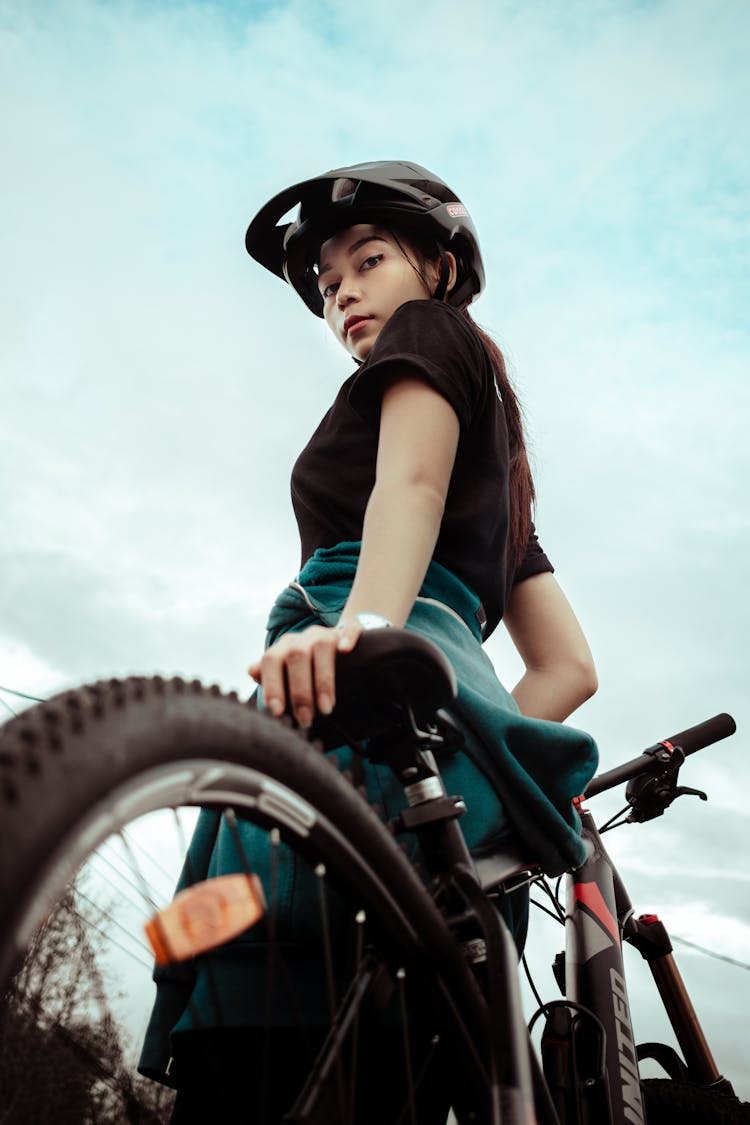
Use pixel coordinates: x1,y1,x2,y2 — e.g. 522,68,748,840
321,280,339,299
361,254,384,271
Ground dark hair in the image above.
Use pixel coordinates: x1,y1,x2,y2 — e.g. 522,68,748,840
390,228,535,568
460,310,535,566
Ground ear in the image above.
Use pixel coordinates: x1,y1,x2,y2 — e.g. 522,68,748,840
444,251,458,296
427,249,458,297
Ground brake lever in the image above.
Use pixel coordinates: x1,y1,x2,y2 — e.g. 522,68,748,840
625,745,708,823
672,784,708,802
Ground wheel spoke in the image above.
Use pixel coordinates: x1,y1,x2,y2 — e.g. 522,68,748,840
398,967,418,1125
117,828,161,914
347,909,366,1125
260,826,280,1122
0,677,486,1122
317,861,348,1123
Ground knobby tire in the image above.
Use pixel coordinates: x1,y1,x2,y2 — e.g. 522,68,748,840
0,676,490,1124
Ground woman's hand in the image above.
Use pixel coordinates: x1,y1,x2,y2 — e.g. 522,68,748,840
248,616,364,727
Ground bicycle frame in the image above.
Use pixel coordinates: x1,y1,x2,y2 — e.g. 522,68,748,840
562,807,647,1125
365,700,738,1125
0,644,741,1125
558,800,726,1125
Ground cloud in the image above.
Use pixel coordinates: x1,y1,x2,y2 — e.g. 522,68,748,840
0,636,64,708
1,0,748,1096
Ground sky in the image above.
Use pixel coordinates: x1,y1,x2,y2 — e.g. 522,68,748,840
1,0,749,1100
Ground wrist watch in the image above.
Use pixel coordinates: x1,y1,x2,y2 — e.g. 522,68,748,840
355,612,393,630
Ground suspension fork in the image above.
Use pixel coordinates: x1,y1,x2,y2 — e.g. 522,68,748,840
564,808,645,1125
622,911,722,1085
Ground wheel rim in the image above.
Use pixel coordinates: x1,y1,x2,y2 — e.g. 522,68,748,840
2,752,482,1123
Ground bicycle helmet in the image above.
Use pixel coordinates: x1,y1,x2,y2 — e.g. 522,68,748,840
245,160,485,317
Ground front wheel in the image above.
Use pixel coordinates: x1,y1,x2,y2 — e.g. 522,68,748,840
642,1078,750,1124
0,676,489,1123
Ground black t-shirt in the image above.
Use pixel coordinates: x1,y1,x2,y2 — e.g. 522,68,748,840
290,299,553,638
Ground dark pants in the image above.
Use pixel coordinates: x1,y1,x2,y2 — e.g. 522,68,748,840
168,1026,452,1124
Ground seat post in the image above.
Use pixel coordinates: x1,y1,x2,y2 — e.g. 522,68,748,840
394,746,474,879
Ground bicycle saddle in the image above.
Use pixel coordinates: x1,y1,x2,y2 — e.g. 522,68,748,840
314,628,457,742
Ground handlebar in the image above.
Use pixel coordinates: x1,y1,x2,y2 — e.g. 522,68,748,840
585,712,736,798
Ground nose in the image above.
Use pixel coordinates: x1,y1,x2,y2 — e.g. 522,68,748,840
336,272,360,309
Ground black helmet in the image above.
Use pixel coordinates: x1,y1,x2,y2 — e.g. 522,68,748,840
245,160,485,317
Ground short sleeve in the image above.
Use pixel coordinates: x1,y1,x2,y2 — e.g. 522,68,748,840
513,522,555,585
347,300,486,430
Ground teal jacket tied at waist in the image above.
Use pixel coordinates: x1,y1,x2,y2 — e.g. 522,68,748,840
267,543,598,875
138,543,598,1082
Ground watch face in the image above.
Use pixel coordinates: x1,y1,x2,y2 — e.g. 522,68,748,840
356,613,391,630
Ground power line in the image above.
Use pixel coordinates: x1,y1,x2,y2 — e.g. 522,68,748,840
0,683,46,704
0,693,18,718
672,935,750,972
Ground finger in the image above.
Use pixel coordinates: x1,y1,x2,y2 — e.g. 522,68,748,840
247,660,262,683
259,651,286,718
311,636,337,715
336,617,363,653
285,646,315,728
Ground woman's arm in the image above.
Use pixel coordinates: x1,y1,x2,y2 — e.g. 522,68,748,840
338,377,460,626
503,571,598,721
249,377,460,725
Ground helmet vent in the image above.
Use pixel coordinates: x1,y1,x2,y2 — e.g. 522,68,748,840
275,204,299,228
331,177,357,202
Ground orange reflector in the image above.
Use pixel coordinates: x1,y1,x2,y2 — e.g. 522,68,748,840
145,874,266,964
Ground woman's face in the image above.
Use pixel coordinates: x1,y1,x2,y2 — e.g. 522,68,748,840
317,224,440,362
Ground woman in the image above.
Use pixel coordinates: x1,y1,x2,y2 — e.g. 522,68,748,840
140,161,599,1122
245,162,597,728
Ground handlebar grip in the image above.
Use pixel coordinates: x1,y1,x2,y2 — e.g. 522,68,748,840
585,712,737,797
664,712,736,756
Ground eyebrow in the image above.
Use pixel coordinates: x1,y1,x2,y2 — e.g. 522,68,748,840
318,235,386,279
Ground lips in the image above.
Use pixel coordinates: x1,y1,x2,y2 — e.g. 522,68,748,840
343,315,372,337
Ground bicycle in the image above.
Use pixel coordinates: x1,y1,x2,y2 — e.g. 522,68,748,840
0,629,748,1123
